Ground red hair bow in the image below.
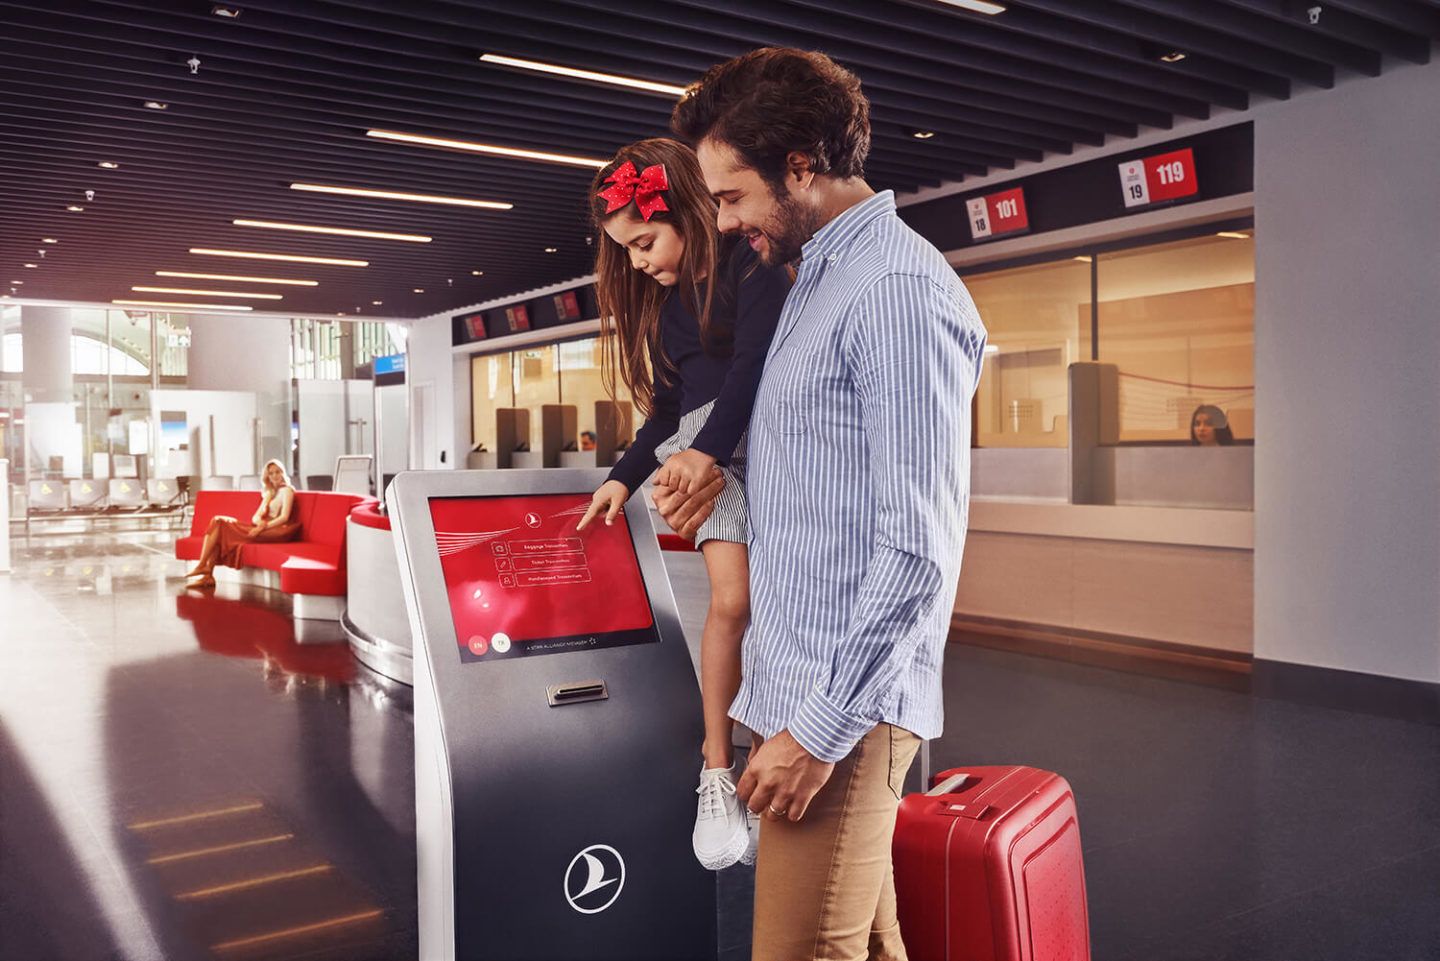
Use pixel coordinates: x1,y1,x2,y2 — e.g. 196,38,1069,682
597,161,670,222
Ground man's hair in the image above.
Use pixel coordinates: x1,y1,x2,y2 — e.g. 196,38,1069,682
671,47,870,185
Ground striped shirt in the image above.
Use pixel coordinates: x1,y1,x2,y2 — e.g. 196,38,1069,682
731,190,987,763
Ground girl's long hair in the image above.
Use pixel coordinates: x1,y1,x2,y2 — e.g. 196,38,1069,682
589,138,722,417
261,458,292,494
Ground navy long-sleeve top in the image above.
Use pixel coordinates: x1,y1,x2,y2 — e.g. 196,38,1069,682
608,241,790,493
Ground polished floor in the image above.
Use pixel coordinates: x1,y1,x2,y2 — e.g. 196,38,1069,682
2,525,1437,960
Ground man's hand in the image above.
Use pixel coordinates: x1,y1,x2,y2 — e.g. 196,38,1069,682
736,729,835,823
655,448,718,495
651,469,724,541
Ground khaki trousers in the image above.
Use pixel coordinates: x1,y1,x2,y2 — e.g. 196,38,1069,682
751,724,922,961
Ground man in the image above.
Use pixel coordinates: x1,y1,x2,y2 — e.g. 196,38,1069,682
658,48,987,960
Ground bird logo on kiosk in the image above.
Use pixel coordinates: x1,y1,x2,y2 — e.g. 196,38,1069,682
564,844,626,914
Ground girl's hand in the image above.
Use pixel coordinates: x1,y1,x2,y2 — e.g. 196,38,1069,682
657,448,718,495
577,480,629,531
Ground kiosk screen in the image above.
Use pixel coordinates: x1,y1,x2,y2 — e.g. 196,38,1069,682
429,494,659,663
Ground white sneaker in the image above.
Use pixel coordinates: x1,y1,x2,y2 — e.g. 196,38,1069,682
692,765,750,870
739,807,760,866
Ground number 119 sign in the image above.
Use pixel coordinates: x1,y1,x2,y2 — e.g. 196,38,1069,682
1118,148,1198,208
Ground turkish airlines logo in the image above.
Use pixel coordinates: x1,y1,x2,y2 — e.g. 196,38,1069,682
563,844,625,915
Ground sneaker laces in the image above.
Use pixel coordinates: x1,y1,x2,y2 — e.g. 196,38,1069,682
696,769,737,820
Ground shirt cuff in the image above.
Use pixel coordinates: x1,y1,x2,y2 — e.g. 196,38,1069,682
788,689,876,763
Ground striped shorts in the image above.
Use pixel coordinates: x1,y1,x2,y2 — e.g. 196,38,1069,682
653,400,749,547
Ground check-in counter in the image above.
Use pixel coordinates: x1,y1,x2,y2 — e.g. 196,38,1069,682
343,503,413,684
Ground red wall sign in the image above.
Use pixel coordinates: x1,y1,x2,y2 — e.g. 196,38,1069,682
966,187,1029,241
460,311,487,340
504,304,531,332
1118,148,1198,208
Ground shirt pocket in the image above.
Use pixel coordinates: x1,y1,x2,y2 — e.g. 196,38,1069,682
769,398,808,435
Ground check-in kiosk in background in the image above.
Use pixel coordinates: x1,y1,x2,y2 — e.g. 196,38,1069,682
389,469,716,961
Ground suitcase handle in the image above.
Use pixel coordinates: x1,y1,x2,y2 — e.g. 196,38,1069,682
926,772,970,796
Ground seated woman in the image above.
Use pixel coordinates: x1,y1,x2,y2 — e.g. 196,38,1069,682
186,459,301,587
1190,404,1236,446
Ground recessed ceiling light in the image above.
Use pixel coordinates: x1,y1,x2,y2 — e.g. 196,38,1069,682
289,183,513,210
478,53,687,97
372,300,383,306
366,129,608,169
98,161,119,169
544,247,558,253
143,101,168,110
1073,255,1093,263
132,286,283,300
909,130,936,140
211,5,242,17
471,270,484,276
113,300,252,311
156,271,318,286
412,288,424,293
337,312,347,317
934,0,1006,13
190,248,369,266
67,205,84,212
1160,50,1187,63
41,238,57,244
11,280,22,285
232,219,432,243
23,263,37,268
1216,231,1250,239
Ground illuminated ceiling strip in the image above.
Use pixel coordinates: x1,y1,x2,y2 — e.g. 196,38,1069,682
290,182,512,210
211,909,384,951
114,299,254,311
128,801,263,830
233,219,431,243
366,129,608,169
933,0,1006,13
157,271,318,286
190,248,369,267
147,833,294,864
176,865,333,900
479,53,686,97
133,286,283,299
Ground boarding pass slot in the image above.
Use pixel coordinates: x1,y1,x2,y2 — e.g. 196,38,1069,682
546,681,608,707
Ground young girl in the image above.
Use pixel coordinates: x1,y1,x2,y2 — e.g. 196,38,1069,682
576,138,790,870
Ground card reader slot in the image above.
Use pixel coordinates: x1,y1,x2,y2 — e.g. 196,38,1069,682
546,680,608,707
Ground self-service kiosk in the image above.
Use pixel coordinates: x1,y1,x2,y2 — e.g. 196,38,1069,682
389,469,716,961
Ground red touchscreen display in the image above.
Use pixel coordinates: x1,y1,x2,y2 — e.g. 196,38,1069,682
428,494,658,663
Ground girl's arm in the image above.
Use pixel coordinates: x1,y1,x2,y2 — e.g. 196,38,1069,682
270,486,295,526
688,247,791,463
606,370,683,495
251,495,267,527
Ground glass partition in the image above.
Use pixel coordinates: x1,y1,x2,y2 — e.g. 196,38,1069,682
1096,232,1255,443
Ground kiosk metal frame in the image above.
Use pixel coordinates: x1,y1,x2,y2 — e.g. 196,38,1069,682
390,468,716,961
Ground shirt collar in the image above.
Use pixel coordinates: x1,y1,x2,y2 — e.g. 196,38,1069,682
800,190,895,263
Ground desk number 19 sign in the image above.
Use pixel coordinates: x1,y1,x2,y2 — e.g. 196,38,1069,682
1119,148,1198,209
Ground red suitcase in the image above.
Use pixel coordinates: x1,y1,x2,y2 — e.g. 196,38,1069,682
893,765,1091,961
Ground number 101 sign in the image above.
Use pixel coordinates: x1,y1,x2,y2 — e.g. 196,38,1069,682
966,187,1028,241
1119,148,1198,208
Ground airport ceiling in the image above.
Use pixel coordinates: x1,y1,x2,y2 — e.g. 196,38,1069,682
0,1,1435,322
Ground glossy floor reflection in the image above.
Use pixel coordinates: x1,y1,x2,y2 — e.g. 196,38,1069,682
3,528,1437,960
1,528,415,960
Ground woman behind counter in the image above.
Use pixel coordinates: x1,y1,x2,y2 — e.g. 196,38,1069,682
186,459,301,588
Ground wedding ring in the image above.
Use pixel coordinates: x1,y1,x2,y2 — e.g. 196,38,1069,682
769,805,786,817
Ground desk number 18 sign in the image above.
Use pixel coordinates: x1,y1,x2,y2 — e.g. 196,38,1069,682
1119,148,1198,209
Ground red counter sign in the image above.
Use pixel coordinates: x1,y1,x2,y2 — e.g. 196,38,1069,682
1119,148,1198,208
966,187,1028,241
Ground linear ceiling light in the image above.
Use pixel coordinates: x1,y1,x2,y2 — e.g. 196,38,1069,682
232,219,431,243
934,0,1006,13
1216,231,1251,239
289,183,512,210
366,129,607,169
133,286,283,299
156,271,318,286
479,53,687,97
190,248,368,267
114,300,253,311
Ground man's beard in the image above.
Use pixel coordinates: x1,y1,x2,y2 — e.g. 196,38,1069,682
757,185,823,267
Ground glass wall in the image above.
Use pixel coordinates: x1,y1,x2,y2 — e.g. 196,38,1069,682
1097,232,1255,442
962,227,1254,447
